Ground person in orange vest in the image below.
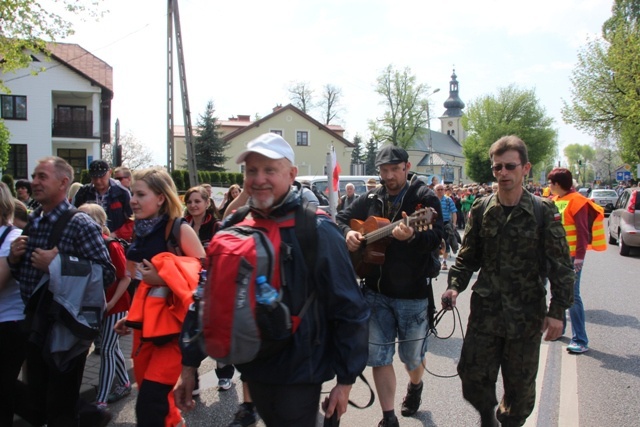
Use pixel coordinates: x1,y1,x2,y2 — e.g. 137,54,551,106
547,167,606,354
115,167,205,427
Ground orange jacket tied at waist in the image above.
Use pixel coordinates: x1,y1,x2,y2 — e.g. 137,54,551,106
126,253,201,343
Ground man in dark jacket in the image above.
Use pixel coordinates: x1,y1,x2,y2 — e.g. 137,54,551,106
73,160,132,236
336,145,445,427
175,133,369,426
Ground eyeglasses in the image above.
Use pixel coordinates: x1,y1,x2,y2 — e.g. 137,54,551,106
114,176,126,181
491,163,521,172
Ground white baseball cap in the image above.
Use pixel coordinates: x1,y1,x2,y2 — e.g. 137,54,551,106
236,133,295,164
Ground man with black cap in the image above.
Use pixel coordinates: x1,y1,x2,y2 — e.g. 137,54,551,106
74,159,132,237
336,145,444,426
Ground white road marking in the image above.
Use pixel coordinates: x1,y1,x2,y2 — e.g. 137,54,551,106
524,342,549,427
558,348,580,427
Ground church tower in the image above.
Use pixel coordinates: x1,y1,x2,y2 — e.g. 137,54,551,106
439,69,466,142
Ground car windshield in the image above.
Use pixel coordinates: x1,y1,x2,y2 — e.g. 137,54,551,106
591,190,617,198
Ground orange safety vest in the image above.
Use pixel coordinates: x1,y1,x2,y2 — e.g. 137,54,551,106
552,192,606,256
126,252,201,342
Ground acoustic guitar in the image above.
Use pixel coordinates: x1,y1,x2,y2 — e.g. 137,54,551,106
349,208,437,277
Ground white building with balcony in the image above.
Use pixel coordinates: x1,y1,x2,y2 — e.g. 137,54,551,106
1,42,113,181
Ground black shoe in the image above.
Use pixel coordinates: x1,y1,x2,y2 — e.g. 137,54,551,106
480,408,498,427
378,415,400,427
401,381,423,416
228,404,258,427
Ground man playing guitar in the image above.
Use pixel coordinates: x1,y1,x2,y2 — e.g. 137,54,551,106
336,146,444,427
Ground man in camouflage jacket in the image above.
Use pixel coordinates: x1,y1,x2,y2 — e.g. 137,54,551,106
441,136,574,427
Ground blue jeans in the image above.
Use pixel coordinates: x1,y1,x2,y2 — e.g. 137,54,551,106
562,267,588,346
365,290,429,371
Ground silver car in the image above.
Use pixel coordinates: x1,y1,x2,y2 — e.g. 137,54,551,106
608,187,640,256
589,189,619,215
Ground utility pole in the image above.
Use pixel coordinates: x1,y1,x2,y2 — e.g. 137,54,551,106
167,0,198,186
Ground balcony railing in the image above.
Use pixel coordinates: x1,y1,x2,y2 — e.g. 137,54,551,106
52,120,96,138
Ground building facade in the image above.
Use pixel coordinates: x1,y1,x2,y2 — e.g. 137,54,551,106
1,43,113,181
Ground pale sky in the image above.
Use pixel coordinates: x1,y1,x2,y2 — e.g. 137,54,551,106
59,0,613,166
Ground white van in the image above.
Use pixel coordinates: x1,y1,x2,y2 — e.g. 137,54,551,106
296,175,379,196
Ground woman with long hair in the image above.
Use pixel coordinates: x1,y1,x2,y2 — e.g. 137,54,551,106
0,182,27,425
77,203,132,410
220,183,242,217
115,167,205,427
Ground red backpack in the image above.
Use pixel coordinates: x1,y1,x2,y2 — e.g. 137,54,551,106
199,202,319,365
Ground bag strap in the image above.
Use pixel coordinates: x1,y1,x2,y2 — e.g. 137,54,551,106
48,208,79,248
348,373,376,409
0,225,16,248
165,217,184,255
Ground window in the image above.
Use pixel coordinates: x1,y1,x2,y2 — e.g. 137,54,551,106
57,148,87,182
6,144,28,179
296,131,309,146
1,95,27,120
270,129,283,136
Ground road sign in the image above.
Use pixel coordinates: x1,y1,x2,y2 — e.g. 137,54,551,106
616,171,632,181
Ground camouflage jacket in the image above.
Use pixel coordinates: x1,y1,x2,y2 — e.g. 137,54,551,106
448,191,574,339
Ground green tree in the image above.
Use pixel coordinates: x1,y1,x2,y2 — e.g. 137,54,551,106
192,101,229,172
462,85,558,184
369,65,432,149
364,137,378,175
562,0,640,165
350,134,365,165
0,119,9,170
563,143,596,167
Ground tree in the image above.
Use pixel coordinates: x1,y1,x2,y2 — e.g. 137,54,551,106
190,100,229,172
364,137,378,175
102,131,154,170
0,119,9,170
369,65,432,149
351,134,365,165
562,0,640,165
318,84,342,125
563,143,596,167
0,0,105,91
594,136,622,185
462,85,558,184
288,81,314,113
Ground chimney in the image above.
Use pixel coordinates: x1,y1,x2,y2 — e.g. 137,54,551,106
272,104,283,112
237,115,251,122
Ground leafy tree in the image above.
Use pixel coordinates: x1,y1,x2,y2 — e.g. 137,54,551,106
318,84,342,125
563,144,596,167
364,137,378,175
288,81,314,114
102,131,154,170
0,0,105,91
0,119,10,170
369,65,432,149
462,85,558,184
2,174,15,196
191,101,229,172
562,0,640,165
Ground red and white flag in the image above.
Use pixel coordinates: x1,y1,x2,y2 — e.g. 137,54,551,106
331,146,341,192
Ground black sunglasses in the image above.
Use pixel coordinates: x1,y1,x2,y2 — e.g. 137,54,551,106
114,176,126,181
491,163,521,172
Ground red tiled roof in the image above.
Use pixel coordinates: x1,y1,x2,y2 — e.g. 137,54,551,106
46,42,113,93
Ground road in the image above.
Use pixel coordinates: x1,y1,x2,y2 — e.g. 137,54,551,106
104,225,640,426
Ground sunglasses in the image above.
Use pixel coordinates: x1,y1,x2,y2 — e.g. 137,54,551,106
114,176,127,181
491,163,521,172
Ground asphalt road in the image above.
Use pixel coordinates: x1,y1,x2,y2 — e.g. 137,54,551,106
93,224,640,426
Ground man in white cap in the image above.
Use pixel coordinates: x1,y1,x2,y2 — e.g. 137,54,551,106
175,133,370,426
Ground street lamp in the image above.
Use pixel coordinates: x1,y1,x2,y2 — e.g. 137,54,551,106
427,88,441,174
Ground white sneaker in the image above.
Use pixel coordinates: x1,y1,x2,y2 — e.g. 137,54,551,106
218,378,232,391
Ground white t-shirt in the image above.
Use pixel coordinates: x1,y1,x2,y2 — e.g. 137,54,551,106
0,224,25,322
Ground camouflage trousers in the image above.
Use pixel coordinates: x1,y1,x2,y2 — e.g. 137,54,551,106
457,327,542,427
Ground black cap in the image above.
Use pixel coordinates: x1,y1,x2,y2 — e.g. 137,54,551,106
375,145,409,167
89,160,110,177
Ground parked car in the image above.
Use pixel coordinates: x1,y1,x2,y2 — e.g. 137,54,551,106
296,175,379,197
608,187,640,256
589,189,619,215
577,187,591,197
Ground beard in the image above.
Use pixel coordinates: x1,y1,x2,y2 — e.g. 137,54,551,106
250,194,275,211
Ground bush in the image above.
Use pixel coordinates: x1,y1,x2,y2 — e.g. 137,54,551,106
1,174,15,197
171,170,184,191
182,170,190,190
235,173,244,187
211,172,221,185
219,172,228,184
80,170,91,184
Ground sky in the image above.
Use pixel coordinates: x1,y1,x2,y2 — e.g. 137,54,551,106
58,0,614,166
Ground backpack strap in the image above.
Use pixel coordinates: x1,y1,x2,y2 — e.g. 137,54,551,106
49,208,79,248
0,225,17,248
165,217,184,255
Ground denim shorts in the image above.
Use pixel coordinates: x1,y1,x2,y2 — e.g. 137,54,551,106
365,289,429,371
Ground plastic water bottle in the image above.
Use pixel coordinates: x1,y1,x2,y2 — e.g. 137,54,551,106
255,275,278,307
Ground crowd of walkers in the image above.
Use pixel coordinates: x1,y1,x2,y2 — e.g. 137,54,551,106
2,132,596,427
